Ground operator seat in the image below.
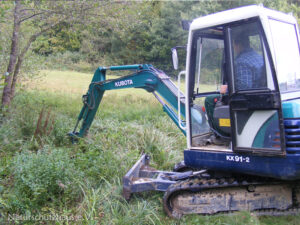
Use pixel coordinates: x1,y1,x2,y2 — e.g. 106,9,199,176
205,95,231,138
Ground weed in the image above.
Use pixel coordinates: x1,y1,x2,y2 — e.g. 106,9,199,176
34,107,55,144
8,147,83,213
78,178,162,225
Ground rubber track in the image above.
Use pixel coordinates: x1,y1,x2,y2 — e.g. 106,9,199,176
163,176,300,218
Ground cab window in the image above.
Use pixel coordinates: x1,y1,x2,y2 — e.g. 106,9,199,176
269,19,300,92
230,21,268,91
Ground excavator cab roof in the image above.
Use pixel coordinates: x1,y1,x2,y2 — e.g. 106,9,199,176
190,5,298,31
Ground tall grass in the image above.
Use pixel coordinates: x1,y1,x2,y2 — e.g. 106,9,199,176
0,70,299,224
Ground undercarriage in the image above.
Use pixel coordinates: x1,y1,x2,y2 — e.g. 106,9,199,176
123,154,300,219
163,176,300,218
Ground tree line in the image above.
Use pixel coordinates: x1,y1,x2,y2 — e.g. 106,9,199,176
0,0,299,108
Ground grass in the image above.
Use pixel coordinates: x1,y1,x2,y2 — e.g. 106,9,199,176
30,70,94,95
0,69,299,224
29,69,166,98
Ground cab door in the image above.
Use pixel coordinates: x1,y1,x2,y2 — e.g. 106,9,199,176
227,19,286,155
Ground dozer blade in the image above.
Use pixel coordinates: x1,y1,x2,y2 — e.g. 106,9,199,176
122,154,199,201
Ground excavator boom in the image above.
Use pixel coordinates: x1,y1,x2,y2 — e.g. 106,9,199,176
69,64,187,140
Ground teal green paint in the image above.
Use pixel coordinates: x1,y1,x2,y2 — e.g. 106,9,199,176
92,67,106,82
96,71,185,117
282,99,300,118
252,113,278,148
156,81,186,117
109,64,145,71
163,104,186,135
72,65,186,138
77,67,106,137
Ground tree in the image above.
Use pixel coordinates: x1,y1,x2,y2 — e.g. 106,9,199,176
33,22,82,55
1,1,154,108
107,1,191,73
75,1,155,64
1,0,109,108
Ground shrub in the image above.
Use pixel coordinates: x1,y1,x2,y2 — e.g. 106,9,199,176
10,147,83,213
43,51,95,72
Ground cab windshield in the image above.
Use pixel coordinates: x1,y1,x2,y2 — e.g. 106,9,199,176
269,19,300,92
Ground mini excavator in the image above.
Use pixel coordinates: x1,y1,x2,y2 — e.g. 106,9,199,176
70,5,300,218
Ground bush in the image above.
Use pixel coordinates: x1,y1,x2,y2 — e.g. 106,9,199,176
10,147,83,213
43,51,95,73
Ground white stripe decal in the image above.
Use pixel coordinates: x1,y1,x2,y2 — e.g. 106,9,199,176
236,110,276,148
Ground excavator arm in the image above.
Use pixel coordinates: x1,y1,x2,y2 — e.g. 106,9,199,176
69,64,188,140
